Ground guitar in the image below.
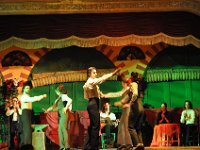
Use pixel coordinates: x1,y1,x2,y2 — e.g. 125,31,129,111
100,117,119,128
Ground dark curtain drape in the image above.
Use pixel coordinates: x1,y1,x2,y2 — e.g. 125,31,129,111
0,12,199,40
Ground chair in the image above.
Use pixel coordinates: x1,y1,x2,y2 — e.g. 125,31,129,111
100,117,118,148
101,132,116,149
160,123,180,146
151,123,180,147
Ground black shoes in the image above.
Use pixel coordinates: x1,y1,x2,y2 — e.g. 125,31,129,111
115,143,144,150
117,144,133,150
117,144,127,150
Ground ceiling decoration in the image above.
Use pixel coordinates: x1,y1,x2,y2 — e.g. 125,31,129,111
0,12,199,50
0,0,199,16
0,1,199,49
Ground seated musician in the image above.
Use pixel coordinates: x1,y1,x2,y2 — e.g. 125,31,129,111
100,102,118,145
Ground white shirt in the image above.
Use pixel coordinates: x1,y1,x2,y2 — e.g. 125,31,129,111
61,94,72,111
12,112,18,121
20,94,44,110
180,109,196,125
100,112,116,121
83,73,113,100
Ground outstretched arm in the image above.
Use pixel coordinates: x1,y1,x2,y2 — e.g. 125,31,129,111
21,94,47,103
44,97,60,113
91,68,121,85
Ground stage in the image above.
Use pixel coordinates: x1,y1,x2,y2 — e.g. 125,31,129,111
78,147,199,150
0,142,200,150
67,147,200,150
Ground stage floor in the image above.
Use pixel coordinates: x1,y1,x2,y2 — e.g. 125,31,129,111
99,147,200,150
1,142,200,150
70,146,199,150
1,146,200,150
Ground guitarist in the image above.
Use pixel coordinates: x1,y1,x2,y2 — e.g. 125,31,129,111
100,102,118,146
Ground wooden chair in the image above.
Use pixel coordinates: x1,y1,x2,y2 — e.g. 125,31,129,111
160,123,180,146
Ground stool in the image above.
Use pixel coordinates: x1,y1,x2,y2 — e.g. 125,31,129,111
31,124,48,150
101,133,116,149
32,132,46,150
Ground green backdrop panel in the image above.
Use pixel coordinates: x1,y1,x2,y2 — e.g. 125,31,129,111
143,80,200,109
145,82,164,108
31,85,50,115
191,80,200,108
169,81,186,108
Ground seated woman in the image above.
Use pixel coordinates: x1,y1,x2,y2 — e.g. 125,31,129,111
180,100,197,146
156,102,171,124
151,102,172,147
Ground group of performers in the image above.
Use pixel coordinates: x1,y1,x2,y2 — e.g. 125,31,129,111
4,66,144,150
83,67,145,150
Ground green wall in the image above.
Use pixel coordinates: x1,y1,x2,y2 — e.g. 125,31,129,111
143,80,200,108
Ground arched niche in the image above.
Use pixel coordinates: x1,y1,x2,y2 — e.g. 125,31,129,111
30,46,121,113
143,45,200,108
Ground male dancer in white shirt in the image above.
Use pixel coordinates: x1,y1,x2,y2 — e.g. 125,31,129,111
83,67,120,150
20,84,47,146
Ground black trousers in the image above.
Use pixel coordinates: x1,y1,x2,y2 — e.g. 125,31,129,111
83,98,100,150
9,121,21,149
181,124,196,146
128,99,145,146
20,109,32,146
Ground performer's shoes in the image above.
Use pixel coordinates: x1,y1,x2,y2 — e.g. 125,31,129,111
126,144,133,150
134,143,144,150
117,144,127,150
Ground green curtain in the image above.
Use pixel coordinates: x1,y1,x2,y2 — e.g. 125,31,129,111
145,67,200,82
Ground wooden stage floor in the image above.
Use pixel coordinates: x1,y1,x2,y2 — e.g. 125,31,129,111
72,146,199,150
1,146,200,150
98,147,200,150
1,141,200,150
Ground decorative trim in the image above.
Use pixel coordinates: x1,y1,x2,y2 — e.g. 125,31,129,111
0,0,199,16
145,67,200,82
31,69,117,87
0,0,60,2
0,34,199,51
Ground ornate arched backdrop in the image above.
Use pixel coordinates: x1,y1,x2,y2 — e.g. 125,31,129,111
0,4,199,111
0,1,199,148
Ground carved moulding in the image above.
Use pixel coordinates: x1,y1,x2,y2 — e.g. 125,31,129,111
0,0,199,15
